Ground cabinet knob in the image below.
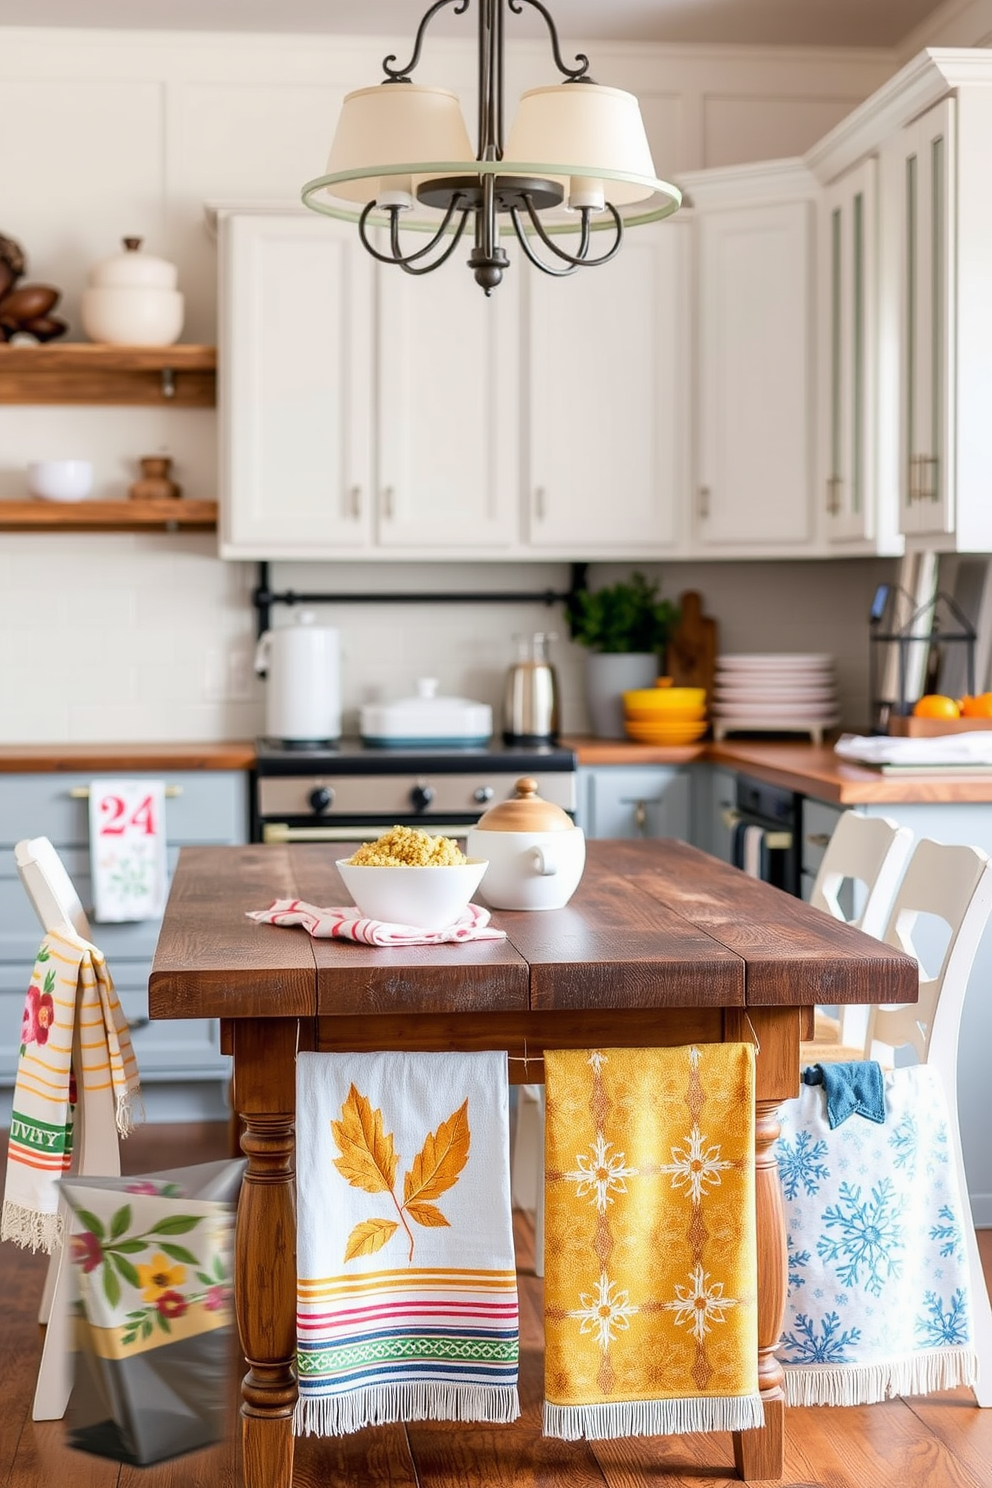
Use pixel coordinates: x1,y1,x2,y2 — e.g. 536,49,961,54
698,486,710,519
382,486,395,520
350,486,361,519
633,800,648,835
534,487,546,521
806,832,832,848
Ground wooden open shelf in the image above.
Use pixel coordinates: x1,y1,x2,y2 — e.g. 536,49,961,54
0,499,218,532
0,343,216,406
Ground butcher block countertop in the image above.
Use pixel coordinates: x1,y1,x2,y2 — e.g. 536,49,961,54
562,735,992,805
6,736,992,804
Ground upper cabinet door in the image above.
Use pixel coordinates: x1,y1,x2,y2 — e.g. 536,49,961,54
219,213,374,560
524,221,689,557
899,97,955,541
821,158,879,545
375,257,520,552
695,200,814,552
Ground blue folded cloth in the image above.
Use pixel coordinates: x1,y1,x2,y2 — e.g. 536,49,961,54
801,1060,885,1128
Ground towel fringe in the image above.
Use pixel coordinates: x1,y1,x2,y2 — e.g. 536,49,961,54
543,1394,765,1441
784,1347,978,1406
294,1382,520,1436
1,1197,63,1253
115,1088,145,1137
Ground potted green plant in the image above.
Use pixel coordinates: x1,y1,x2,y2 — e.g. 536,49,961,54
566,572,680,738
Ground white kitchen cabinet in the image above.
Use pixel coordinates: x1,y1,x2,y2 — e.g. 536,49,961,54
693,192,815,554
219,210,520,561
525,222,689,556
580,765,691,841
820,158,882,547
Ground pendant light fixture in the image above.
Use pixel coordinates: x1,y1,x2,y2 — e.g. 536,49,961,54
301,0,681,294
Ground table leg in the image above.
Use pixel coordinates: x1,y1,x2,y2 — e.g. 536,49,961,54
232,1020,299,1488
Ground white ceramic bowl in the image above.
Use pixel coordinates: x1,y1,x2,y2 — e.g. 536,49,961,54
27,459,94,502
467,825,586,911
336,859,489,931
80,286,184,346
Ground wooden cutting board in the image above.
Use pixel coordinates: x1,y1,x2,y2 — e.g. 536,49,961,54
665,590,718,707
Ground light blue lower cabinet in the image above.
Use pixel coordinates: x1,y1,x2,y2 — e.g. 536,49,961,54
0,769,249,1126
578,765,691,841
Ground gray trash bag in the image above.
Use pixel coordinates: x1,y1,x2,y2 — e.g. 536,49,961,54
58,1157,244,1465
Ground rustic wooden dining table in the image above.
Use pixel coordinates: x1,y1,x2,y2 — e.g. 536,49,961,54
148,837,918,1488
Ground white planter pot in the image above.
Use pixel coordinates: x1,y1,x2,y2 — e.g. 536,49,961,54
585,652,658,739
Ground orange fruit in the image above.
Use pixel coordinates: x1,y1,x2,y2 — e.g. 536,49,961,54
960,692,992,718
913,694,961,719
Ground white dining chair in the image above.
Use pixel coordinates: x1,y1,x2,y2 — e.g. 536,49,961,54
807,811,914,1050
803,836,992,1407
14,835,123,1421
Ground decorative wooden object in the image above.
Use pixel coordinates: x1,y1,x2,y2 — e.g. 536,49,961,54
666,589,718,711
0,342,216,405
150,838,918,1488
0,231,67,343
0,499,216,532
888,715,992,736
129,454,181,501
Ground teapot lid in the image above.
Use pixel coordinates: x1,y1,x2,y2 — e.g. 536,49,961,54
476,776,574,832
88,237,179,290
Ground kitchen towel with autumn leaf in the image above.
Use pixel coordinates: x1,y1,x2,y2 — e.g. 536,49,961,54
1,930,141,1253
543,1044,762,1439
294,1050,520,1435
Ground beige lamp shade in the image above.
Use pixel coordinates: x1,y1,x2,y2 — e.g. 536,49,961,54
324,84,475,204
504,83,659,207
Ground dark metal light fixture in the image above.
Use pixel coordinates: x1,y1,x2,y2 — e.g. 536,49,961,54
301,0,681,294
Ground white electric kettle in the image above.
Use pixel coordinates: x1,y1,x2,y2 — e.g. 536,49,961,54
254,611,341,743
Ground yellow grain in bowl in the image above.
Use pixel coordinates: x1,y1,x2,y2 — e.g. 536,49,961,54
347,824,468,867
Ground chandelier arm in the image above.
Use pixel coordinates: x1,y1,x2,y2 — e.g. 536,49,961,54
357,201,462,269
382,0,470,81
520,196,625,268
393,208,473,273
508,0,592,81
388,194,470,264
507,206,579,277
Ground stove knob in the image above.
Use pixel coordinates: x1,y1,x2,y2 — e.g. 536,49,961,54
410,783,435,813
474,786,494,804
308,786,334,814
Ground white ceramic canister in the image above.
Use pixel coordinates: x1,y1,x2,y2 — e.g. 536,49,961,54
254,611,341,743
81,237,184,346
467,776,585,911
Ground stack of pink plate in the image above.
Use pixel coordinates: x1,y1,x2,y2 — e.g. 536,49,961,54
711,654,839,743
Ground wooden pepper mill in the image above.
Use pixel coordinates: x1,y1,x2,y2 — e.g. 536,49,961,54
129,454,181,501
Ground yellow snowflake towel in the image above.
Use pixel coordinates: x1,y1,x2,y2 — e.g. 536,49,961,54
1,931,141,1253
543,1044,762,1439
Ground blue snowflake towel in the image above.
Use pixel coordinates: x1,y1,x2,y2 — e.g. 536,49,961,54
776,1065,978,1406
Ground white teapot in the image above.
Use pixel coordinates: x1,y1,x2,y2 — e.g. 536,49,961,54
467,776,585,911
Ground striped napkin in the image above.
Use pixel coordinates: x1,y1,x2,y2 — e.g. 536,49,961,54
294,1051,520,1435
247,899,505,946
2,931,141,1253
776,1064,978,1404
543,1044,762,1440
88,778,168,922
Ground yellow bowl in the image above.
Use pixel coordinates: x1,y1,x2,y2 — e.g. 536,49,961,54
624,703,706,723
622,685,707,714
624,720,708,745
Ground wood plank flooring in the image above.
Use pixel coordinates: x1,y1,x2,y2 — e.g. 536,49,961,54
3,1121,992,1488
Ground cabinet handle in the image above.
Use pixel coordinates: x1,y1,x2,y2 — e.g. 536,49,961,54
909,453,920,502
698,486,710,519
826,475,842,515
806,832,832,848
534,486,546,521
921,454,939,503
633,800,648,836
126,1016,150,1032
382,486,394,520
69,785,183,799
349,485,361,519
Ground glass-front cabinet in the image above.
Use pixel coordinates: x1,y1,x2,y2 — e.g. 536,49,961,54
821,157,878,544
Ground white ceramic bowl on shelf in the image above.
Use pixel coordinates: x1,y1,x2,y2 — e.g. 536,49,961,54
336,859,488,931
26,459,94,502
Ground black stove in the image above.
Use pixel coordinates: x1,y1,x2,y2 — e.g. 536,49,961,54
252,737,577,844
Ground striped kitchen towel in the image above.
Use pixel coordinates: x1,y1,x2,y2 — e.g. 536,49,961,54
1,931,141,1252
776,1064,978,1404
294,1050,520,1435
247,899,505,945
543,1044,762,1440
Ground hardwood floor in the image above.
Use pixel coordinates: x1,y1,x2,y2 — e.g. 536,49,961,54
3,1121,992,1488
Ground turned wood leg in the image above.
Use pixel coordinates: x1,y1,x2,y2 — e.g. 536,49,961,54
232,1020,299,1488
732,1098,787,1482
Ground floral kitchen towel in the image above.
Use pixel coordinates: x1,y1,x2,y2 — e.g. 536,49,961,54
776,1064,978,1404
88,779,168,922
2,931,141,1252
294,1050,519,1436
543,1044,762,1440
247,899,506,945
